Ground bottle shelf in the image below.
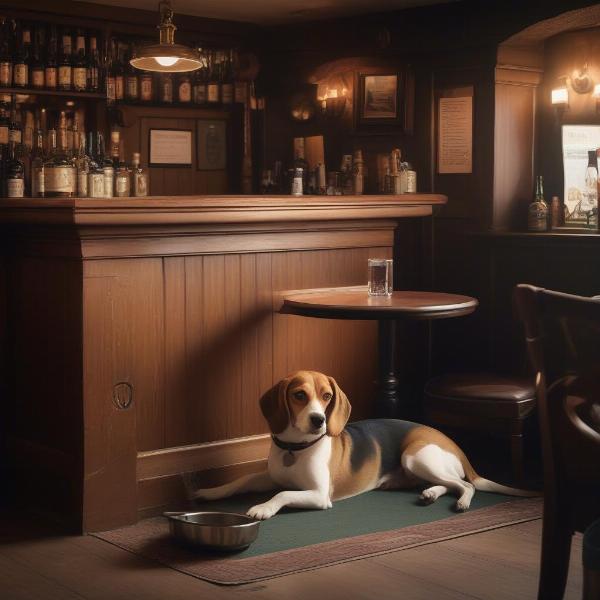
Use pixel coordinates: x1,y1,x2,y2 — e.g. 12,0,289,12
0,87,107,100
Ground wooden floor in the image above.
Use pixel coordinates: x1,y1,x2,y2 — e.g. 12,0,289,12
0,512,582,600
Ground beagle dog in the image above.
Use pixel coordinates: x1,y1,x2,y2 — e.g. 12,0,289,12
188,370,535,520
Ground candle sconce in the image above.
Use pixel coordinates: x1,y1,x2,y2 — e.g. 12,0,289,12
318,86,348,118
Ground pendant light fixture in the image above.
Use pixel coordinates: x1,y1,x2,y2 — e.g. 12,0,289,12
130,0,202,73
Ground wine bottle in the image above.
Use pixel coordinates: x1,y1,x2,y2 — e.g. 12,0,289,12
87,35,99,92
139,71,153,103
527,175,549,232
58,28,73,91
13,24,31,88
114,44,124,102
5,139,25,197
0,18,13,87
192,51,207,105
45,26,58,90
30,115,45,197
73,30,87,92
125,45,139,103
177,71,191,104
207,50,220,104
30,27,45,89
105,39,116,105
221,49,234,105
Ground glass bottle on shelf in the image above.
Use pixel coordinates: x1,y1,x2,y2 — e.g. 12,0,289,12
5,139,25,197
527,175,549,232
207,50,220,104
114,43,124,102
73,30,87,91
30,115,45,197
87,35,100,92
105,40,116,105
125,45,139,103
139,70,153,103
131,152,148,197
0,18,13,87
192,50,207,105
9,99,22,147
159,72,173,104
110,129,120,167
0,97,10,147
31,27,45,89
221,50,234,105
13,24,31,88
97,131,114,198
583,150,598,228
58,28,73,91
45,26,58,90
87,131,104,198
177,71,192,104
115,145,130,197
75,131,89,197
43,125,76,197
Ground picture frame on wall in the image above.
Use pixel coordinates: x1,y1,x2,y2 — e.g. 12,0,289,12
197,119,227,171
148,129,193,168
354,68,414,134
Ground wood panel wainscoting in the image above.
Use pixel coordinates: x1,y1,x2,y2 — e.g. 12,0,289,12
0,194,445,531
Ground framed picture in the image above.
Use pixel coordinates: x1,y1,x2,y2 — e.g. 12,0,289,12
197,119,227,171
149,129,193,167
354,68,413,133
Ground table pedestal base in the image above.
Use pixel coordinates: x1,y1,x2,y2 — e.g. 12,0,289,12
375,320,400,418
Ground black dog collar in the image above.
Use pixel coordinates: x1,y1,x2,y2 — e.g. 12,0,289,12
271,434,326,452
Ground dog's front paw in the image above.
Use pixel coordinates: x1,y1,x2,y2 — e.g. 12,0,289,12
247,502,278,520
454,498,471,512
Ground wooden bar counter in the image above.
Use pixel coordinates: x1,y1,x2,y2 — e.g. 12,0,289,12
0,194,446,531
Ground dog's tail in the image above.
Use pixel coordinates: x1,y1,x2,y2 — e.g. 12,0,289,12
460,450,539,497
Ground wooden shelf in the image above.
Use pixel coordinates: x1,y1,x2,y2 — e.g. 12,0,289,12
0,87,106,100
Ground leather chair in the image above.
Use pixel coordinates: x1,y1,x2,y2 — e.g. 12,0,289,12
424,372,536,484
515,284,600,600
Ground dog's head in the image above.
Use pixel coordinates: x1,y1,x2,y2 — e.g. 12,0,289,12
259,371,351,438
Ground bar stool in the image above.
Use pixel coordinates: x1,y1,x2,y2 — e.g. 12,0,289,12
423,372,536,484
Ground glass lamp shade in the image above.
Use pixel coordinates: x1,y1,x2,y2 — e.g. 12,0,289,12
130,44,202,72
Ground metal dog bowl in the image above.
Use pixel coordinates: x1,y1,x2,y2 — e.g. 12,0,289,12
163,511,260,551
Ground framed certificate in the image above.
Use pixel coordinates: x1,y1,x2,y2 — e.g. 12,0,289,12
149,129,193,167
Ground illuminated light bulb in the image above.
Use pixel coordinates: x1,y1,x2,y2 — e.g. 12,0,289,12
156,56,179,67
551,87,569,105
593,84,600,98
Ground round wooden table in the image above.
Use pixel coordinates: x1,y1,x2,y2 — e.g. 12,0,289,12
280,286,478,417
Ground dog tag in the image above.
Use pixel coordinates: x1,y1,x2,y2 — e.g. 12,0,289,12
283,451,296,467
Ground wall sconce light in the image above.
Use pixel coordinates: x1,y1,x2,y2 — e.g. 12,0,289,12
551,75,569,111
319,87,348,118
570,63,593,94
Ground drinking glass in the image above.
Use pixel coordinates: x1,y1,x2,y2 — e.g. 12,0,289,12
368,258,393,296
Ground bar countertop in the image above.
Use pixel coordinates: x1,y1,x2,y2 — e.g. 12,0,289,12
0,194,447,226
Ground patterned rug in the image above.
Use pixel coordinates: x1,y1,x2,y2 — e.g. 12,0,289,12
92,491,542,585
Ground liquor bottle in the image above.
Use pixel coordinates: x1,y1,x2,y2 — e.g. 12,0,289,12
192,52,207,105
13,24,31,88
87,35,100,92
207,50,220,104
221,50,234,105
110,130,120,167
87,131,104,198
58,29,73,91
8,100,22,148
5,139,25,197
45,26,58,90
0,98,9,148
131,152,148,196
105,40,116,105
30,115,45,197
139,71,153,103
96,131,114,198
527,175,549,232
115,145,130,197
583,150,598,228
75,131,89,197
125,45,139,103
177,71,192,104
43,125,76,197
114,44,124,102
73,30,87,91
353,149,364,195
30,27,45,89
0,18,13,87
159,73,173,104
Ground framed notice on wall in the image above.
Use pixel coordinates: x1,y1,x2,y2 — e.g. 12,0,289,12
437,86,473,174
197,119,227,170
149,129,193,167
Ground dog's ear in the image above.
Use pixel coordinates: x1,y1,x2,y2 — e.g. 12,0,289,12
259,377,291,434
326,376,351,436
